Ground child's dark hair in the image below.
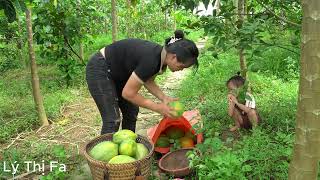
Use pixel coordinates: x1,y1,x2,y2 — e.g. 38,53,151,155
226,72,245,87
164,30,199,69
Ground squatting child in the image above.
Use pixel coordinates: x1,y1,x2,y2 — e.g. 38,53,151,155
226,72,261,131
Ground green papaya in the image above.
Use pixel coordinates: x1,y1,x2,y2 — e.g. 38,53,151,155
135,143,149,160
108,155,136,164
119,139,137,157
169,101,184,118
89,141,118,162
155,136,170,148
165,126,185,140
113,129,137,144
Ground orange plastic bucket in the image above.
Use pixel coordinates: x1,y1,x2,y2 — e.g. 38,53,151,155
147,110,203,154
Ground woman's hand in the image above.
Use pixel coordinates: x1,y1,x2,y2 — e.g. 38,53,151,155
162,96,179,105
157,102,176,118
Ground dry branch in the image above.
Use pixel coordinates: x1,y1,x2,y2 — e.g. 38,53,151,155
4,134,21,150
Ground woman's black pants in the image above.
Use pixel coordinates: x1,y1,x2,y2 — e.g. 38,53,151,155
86,52,139,134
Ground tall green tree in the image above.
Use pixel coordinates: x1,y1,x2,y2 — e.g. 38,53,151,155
25,6,49,126
111,0,118,42
288,0,320,179
126,0,132,37
237,0,247,77
77,0,84,61
16,15,26,67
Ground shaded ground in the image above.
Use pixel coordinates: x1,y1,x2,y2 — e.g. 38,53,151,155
0,39,207,180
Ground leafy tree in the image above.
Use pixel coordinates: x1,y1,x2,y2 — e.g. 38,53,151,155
176,0,301,79
31,0,108,85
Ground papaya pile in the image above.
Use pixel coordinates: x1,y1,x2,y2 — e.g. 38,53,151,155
89,129,149,164
155,126,197,151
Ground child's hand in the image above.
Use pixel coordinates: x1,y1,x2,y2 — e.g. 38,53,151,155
229,95,238,103
227,94,232,102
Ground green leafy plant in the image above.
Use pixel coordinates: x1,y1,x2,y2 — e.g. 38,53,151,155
40,145,67,180
189,149,250,180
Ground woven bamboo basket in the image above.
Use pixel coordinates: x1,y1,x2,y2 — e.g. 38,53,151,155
158,148,194,177
83,133,154,180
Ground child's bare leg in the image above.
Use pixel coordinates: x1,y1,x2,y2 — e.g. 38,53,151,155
247,109,259,128
230,110,243,131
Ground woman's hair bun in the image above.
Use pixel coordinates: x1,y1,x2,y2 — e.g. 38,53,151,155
174,30,184,39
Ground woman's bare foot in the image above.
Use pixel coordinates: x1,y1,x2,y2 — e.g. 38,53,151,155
229,126,239,132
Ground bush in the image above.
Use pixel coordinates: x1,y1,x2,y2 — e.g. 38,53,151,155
0,44,22,72
247,47,300,81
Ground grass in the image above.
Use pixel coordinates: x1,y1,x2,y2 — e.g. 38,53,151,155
0,66,86,142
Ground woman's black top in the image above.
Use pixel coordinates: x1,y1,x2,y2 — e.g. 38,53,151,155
104,39,165,84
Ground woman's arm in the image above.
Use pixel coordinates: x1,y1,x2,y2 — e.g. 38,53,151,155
122,74,174,117
144,76,178,104
144,76,166,101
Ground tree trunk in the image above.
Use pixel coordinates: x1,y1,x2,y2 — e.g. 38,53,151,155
288,1,320,179
126,0,132,38
164,9,168,30
104,16,108,34
158,10,161,32
26,7,49,126
17,15,27,68
79,43,84,61
111,0,118,42
103,4,108,35
239,49,247,77
173,4,176,30
77,0,84,62
238,0,247,78
140,0,147,39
